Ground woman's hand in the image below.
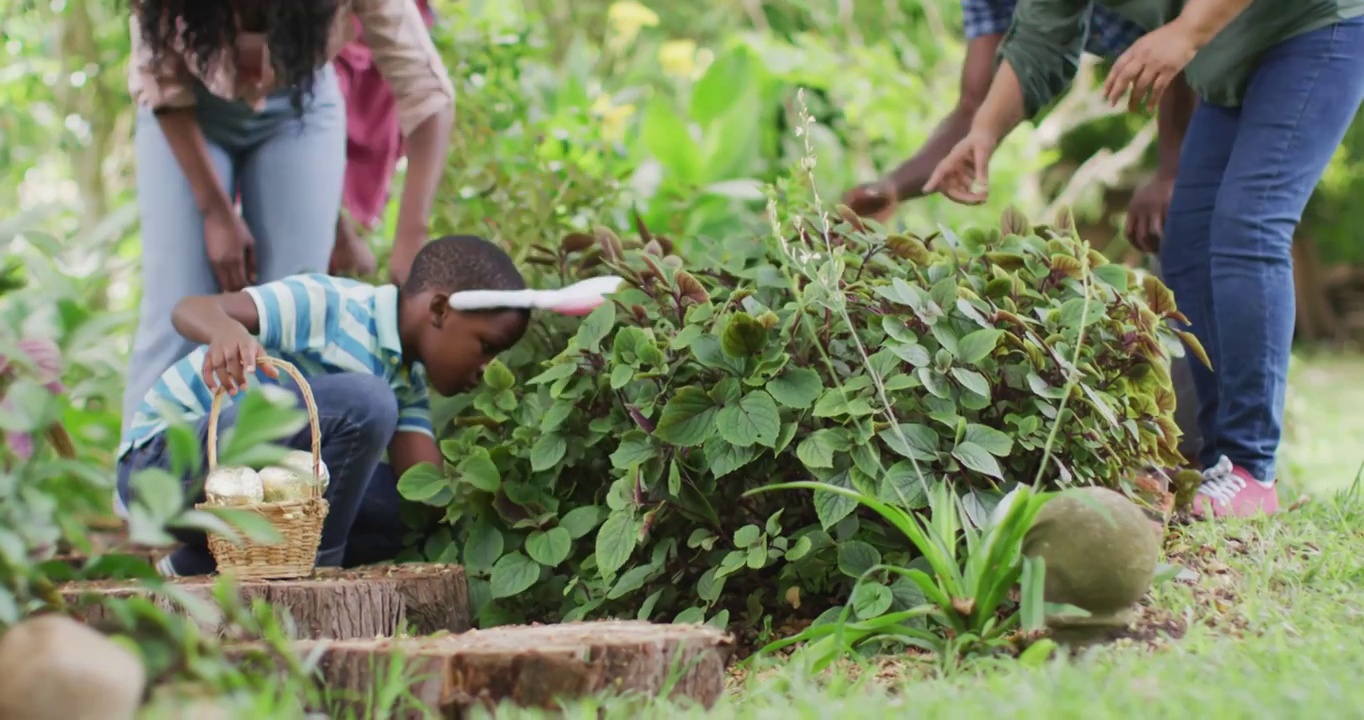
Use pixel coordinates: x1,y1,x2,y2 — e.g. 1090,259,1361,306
204,205,257,292
330,214,378,278
924,130,998,205
1103,23,1199,112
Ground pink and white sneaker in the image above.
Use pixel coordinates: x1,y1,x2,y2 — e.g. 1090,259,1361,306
1190,455,1280,519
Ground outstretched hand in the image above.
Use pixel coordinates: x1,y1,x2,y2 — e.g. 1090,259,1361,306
924,130,997,205
1103,23,1198,112
841,179,898,223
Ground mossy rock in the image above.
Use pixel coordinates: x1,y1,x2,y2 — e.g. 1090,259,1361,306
1023,486,1160,642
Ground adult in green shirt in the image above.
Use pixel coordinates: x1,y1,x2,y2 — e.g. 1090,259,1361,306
926,0,1364,520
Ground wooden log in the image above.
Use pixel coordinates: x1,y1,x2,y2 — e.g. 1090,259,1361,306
286,620,734,718
60,563,469,640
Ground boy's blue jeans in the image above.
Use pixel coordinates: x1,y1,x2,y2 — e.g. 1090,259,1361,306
1161,17,1364,483
117,373,410,574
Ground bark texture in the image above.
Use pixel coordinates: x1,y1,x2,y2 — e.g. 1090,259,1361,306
60,563,469,639
285,620,734,718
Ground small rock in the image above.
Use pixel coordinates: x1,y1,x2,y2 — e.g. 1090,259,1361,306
0,613,146,720
1023,486,1161,644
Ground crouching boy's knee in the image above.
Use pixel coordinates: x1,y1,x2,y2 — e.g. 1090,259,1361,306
308,373,400,445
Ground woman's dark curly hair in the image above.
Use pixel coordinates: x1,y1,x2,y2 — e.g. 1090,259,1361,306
130,0,344,113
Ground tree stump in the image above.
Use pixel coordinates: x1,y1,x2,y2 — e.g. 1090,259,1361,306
60,564,468,639
283,620,734,717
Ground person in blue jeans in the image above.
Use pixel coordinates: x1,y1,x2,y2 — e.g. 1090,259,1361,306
924,0,1364,519
123,0,455,458
116,236,531,576
842,0,1205,463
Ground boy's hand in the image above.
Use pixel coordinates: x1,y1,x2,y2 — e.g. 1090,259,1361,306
202,326,277,395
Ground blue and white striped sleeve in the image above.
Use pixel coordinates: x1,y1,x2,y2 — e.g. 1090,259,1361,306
243,274,337,353
394,367,435,438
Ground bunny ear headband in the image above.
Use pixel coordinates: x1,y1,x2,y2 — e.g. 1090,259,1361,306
446,275,625,317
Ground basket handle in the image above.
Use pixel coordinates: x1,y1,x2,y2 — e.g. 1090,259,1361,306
206,355,323,499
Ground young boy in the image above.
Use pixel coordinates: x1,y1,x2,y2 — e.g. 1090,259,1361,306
115,235,531,576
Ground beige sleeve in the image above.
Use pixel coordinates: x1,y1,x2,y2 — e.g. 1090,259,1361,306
127,12,196,111
351,0,456,135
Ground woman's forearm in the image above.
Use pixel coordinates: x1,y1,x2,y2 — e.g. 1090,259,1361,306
1174,0,1255,48
155,109,232,215
394,106,454,243
970,60,1028,143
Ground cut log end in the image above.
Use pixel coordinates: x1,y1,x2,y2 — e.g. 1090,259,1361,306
60,563,469,640
293,620,735,716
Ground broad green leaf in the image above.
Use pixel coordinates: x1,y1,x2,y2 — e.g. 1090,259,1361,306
691,44,756,125
888,341,931,367
490,552,541,599
879,423,939,461
691,334,747,374
837,540,881,578
641,96,702,183
483,359,515,391
796,429,843,470
953,441,1004,479
396,462,448,503
785,535,813,561
958,328,1004,365
528,362,577,386
530,434,567,472
813,475,859,530
950,367,991,398
609,364,634,389
963,424,1013,456
575,301,617,353
879,461,931,509
733,524,761,547
217,389,307,464
595,511,638,578
716,390,780,448
456,448,501,492
526,527,572,567
654,387,719,446
720,312,767,357
540,400,575,432
811,389,846,417
559,506,606,539
707,439,757,478
607,564,657,600
701,80,764,180
1093,263,1130,290
610,431,656,470
463,517,504,570
851,582,894,620
767,367,823,408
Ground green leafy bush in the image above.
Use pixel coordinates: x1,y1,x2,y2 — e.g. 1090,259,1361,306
400,206,1205,628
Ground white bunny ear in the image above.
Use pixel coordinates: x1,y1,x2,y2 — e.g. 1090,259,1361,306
446,276,626,316
446,288,540,310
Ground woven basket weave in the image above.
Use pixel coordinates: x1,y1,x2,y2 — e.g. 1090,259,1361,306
195,356,329,580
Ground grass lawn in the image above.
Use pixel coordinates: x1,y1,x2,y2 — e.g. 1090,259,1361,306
480,351,1364,719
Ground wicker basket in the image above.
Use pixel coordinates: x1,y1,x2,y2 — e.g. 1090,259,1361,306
195,356,329,580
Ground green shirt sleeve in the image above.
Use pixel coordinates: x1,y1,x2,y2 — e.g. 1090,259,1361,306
997,0,1091,118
